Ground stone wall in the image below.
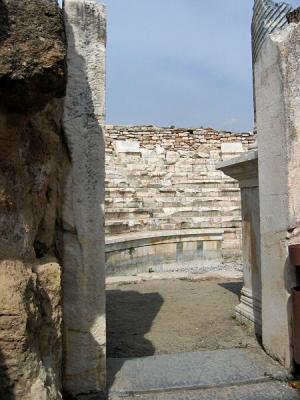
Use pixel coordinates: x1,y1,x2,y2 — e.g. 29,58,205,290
0,1,67,399
105,126,256,274
0,0,107,398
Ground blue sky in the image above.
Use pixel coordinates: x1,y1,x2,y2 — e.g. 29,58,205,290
60,0,300,131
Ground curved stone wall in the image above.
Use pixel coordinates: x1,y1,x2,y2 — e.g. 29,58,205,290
105,125,256,275
105,229,225,276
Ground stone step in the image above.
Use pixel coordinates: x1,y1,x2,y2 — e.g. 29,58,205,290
108,349,297,399
109,381,299,400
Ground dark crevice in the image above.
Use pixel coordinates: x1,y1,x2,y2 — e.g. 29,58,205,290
0,0,9,43
33,240,49,259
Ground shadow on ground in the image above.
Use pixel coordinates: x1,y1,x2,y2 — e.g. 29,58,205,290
107,290,164,358
106,279,263,393
107,289,164,390
218,280,264,347
218,281,243,296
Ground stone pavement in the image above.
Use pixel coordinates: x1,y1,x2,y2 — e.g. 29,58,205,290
108,348,299,399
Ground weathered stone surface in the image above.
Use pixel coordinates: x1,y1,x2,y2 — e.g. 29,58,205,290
106,230,224,276
114,140,140,153
217,151,261,335
34,258,63,391
0,99,66,399
221,142,244,154
0,99,66,260
255,22,300,368
0,1,67,398
63,0,106,397
108,348,291,396
0,0,66,112
109,383,299,400
0,261,63,400
105,126,256,271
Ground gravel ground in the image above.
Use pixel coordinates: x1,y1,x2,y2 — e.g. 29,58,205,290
107,278,260,358
107,260,243,278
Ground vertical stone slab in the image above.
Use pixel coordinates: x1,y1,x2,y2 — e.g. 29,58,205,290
237,185,261,335
255,22,300,369
63,0,106,396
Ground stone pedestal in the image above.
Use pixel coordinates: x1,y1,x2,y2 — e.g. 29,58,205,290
217,150,261,335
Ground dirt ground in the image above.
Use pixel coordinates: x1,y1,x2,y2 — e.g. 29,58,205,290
107,278,260,358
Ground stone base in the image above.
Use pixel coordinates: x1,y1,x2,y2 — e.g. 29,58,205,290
235,287,262,336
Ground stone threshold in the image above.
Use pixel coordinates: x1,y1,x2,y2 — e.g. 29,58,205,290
107,348,294,397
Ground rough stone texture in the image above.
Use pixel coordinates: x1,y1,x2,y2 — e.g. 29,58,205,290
0,1,67,397
287,7,300,24
63,0,106,397
0,0,66,113
105,126,256,272
255,22,300,369
0,260,63,400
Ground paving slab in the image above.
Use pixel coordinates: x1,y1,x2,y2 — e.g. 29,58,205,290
108,348,292,396
109,381,299,400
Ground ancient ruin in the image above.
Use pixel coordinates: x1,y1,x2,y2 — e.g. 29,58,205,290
219,0,300,370
63,0,106,396
1,0,300,398
0,0,67,398
105,126,255,275
0,0,106,398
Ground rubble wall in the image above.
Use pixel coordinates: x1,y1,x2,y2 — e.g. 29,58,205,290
105,126,256,274
0,0,67,399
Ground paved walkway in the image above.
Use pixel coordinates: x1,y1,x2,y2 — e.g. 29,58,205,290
108,348,299,399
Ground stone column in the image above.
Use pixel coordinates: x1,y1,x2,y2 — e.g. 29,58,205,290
217,150,261,335
255,22,300,369
63,0,106,397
